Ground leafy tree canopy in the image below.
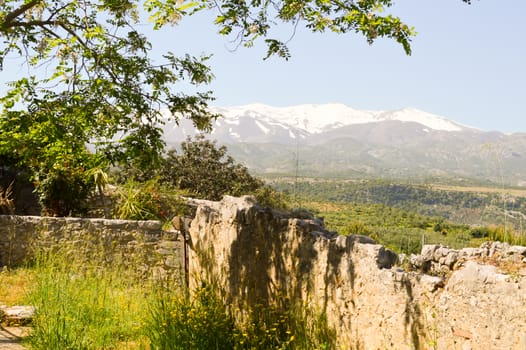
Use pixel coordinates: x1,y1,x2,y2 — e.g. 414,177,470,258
161,135,263,201
0,0,472,214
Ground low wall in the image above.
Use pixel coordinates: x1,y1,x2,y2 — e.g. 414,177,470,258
4,197,526,349
0,215,184,279
188,196,526,350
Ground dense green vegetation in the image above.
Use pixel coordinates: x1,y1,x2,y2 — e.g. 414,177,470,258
275,179,526,227
0,0,432,216
273,179,526,254
160,135,264,201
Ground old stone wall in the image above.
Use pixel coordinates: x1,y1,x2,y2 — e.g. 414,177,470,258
4,197,526,349
188,196,526,350
0,215,184,279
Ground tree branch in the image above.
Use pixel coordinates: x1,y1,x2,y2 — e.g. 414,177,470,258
2,0,42,28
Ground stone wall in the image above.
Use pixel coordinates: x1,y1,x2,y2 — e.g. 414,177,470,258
188,196,526,350
4,197,526,349
0,215,184,279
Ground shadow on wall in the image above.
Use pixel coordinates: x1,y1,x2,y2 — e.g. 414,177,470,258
226,207,317,307
397,273,426,350
187,196,435,349
189,198,358,319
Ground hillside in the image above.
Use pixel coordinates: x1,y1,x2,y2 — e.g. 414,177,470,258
162,104,526,186
274,179,526,228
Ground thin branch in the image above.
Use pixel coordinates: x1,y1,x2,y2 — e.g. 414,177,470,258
2,0,42,27
57,22,121,83
285,14,301,44
6,19,61,28
45,2,74,22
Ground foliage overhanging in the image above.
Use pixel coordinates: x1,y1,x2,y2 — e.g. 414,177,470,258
0,0,472,214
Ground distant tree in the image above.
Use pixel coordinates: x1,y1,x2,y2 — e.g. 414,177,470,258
161,135,263,200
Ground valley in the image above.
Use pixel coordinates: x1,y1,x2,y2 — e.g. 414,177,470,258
270,178,526,254
160,103,526,254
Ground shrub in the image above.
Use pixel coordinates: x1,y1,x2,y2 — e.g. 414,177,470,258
113,178,189,221
146,284,236,350
161,135,263,201
341,221,372,236
36,166,92,216
254,185,290,210
469,226,490,238
145,283,337,350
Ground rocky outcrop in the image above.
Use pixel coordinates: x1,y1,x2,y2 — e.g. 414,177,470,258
188,196,526,350
410,241,526,276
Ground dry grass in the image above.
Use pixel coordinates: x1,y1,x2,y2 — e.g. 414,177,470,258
0,182,15,214
0,268,35,306
431,184,526,197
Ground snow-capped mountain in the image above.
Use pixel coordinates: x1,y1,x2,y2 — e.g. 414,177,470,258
163,103,472,145
212,103,468,135
161,103,526,185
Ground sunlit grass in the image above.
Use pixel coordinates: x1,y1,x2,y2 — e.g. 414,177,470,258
14,234,335,350
24,244,157,349
0,267,35,306
145,283,336,350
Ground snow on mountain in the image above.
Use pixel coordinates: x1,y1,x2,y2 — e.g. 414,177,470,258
375,108,465,132
212,103,373,134
210,103,469,135
161,103,475,147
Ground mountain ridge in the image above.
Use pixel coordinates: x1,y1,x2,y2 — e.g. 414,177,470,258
161,103,526,186
209,103,472,136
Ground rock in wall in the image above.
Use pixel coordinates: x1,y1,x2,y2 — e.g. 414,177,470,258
0,215,184,281
188,196,526,350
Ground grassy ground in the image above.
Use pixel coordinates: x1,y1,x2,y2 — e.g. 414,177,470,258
0,268,34,306
1,242,336,350
430,184,526,196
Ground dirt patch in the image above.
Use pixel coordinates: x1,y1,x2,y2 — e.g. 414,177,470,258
0,326,29,350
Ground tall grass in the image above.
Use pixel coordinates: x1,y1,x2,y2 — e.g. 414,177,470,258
23,236,335,349
25,244,153,349
145,284,236,350
145,283,336,350
485,225,526,246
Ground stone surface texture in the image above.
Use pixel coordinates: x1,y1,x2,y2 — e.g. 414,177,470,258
3,196,526,349
188,196,526,350
0,215,183,278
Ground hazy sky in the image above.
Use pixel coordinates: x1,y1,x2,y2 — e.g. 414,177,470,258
2,1,525,132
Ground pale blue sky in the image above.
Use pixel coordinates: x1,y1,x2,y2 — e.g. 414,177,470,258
2,1,525,132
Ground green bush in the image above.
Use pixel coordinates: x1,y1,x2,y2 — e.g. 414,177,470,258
254,185,290,210
145,283,336,350
161,135,263,201
469,226,490,238
36,166,93,217
146,284,236,350
341,221,372,236
113,178,189,221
